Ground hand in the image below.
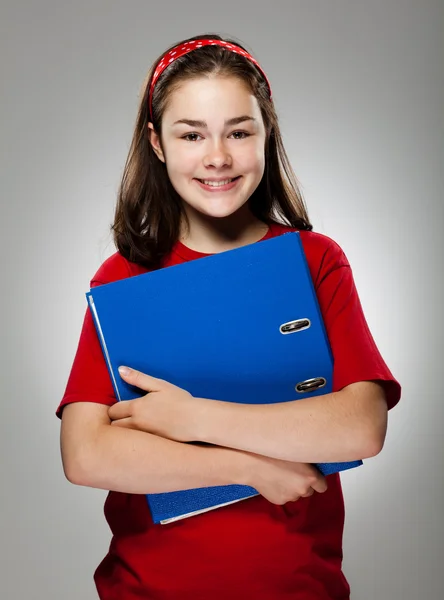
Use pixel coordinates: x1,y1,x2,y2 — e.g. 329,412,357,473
242,452,328,505
108,366,202,442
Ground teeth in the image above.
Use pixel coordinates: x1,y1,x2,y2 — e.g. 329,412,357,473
201,178,234,187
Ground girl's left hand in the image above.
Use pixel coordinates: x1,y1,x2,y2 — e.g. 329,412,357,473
108,366,203,442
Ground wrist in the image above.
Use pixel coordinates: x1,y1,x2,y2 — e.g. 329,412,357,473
191,396,214,443
193,397,239,447
215,445,253,487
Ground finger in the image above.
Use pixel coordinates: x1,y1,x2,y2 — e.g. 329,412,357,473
311,477,328,494
286,495,301,504
108,400,134,421
118,366,165,392
301,487,315,498
110,417,133,428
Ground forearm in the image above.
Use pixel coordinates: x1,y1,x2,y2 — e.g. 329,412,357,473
196,382,387,463
72,424,247,494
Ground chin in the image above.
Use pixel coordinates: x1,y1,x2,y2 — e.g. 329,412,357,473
182,194,246,218
199,203,248,219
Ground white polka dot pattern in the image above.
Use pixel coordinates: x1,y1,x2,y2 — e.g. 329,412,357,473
148,39,272,118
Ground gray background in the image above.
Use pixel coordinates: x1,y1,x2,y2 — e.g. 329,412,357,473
1,1,443,598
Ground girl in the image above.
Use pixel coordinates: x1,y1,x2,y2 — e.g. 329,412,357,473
57,33,401,599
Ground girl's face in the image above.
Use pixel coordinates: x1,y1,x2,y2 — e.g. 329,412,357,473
149,76,267,222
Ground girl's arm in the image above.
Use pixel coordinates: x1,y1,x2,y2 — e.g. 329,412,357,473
114,370,388,464
60,400,329,505
194,380,388,462
60,401,248,494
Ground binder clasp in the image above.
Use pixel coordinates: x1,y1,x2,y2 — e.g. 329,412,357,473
280,318,311,334
295,377,327,393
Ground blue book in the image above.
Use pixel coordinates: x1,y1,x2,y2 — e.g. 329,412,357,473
86,232,362,524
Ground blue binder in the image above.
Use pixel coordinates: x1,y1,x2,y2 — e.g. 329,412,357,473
86,232,362,524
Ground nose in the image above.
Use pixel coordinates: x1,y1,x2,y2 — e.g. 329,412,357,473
203,140,232,169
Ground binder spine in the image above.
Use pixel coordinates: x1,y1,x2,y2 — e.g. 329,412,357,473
289,233,334,365
86,293,122,401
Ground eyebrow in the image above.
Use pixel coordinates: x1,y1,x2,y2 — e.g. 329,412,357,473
172,116,257,128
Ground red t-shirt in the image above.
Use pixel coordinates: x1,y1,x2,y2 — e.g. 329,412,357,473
57,223,401,599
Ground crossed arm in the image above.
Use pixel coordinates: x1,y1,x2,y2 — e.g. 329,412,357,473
109,367,388,463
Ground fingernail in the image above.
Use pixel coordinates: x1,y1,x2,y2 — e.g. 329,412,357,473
118,366,130,376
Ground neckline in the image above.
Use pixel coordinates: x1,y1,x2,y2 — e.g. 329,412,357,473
172,222,280,261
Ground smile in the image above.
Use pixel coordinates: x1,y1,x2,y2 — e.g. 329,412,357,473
195,176,241,191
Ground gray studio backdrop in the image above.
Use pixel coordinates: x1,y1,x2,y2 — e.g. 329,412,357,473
2,1,443,598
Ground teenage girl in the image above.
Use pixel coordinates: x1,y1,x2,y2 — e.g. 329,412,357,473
57,33,401,600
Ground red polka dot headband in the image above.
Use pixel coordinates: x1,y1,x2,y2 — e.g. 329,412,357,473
148,39,272,119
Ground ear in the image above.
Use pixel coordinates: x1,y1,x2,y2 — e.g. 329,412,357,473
148,123,165,163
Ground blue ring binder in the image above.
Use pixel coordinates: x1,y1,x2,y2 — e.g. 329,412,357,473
86,232,363,524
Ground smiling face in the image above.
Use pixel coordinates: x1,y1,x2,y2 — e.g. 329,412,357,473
149,76,267,226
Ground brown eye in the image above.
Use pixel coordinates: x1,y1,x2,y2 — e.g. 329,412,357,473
182,133,202,142
230,131,250,140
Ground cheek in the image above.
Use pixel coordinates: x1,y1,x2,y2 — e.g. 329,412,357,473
240,150,265,177
238,141,265,173
255,150,266,172
166,145,199,178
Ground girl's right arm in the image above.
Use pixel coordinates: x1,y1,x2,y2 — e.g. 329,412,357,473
60,402,327,503
61,401,247,494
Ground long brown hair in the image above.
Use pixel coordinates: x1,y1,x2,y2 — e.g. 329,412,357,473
111,33,313,269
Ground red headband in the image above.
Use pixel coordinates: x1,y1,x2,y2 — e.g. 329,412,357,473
148,39,272,119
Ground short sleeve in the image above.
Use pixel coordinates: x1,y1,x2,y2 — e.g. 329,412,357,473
55,299,116,419
56,253,134,419
313,240,401,411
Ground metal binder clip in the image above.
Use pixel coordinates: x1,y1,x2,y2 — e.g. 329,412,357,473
295,377,327,393
279,318,311,334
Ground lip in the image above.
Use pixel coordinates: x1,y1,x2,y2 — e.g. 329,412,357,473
195,176,241,192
